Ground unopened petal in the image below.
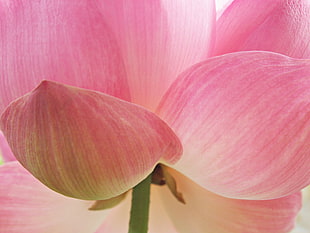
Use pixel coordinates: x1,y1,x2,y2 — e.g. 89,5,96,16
157,51,310,199
96,0,215,110
158,167,301,233
0,0,130,113
1,81,182,200
214,0,310,58
0,162,108,233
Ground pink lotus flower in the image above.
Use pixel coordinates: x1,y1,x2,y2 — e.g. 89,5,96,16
0,0,310,232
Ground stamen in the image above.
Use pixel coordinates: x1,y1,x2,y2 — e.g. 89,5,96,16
151,164,166,185
152,164,186,204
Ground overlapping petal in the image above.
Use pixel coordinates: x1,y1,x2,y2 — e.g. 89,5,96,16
0,162,108,233
215,0,233,17
0,0,130,113
96,0,216,110
214,0,310,58
0,81,182,200
0,131,15,162
157,51,310,200
158,167,301,233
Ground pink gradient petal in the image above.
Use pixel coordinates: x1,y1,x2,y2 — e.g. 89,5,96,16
291,186,310,232
96,0,215,110
158,168,301,233
0,0,130,113
157,51,310,200
216,0,234,18
0,162,108,233
1,81,182,200
0,131,15,162
96,189,178,233
214,0,310,58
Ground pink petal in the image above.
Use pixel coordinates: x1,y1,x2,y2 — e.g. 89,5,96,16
157,51,310,200
213,0,310,58
291,186,310,232
0,162,108,233
0,131,15,162
96,189,178,233
216,0,234,17
158,167,301,233
96,0,216,110
0,0,130,113
0,81,182,200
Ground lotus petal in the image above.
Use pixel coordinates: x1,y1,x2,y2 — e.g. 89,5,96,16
157,51,310,199
1,81,182,200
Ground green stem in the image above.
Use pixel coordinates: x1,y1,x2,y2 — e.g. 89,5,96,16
128,174,152,233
